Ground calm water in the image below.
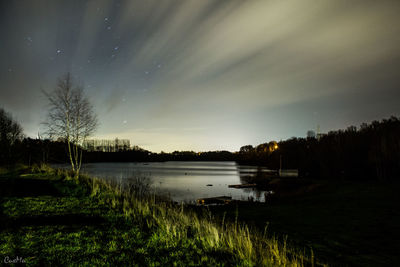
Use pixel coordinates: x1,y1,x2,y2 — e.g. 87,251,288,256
57,161,268,203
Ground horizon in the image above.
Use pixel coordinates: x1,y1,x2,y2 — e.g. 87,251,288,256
27,114,397,154
1,1,400,152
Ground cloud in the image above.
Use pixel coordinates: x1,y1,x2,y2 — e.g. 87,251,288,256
2,0,400,151
82,0,400,148
111,1,400,117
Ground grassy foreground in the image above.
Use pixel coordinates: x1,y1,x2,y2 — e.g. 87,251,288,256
0,165,317,266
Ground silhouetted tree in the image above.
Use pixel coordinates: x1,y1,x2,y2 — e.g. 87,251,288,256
237,116,400,181
0,108,24,165
43,73,98,175
240,145,254,153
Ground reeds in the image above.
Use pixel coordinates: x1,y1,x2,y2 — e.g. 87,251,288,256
50,166,322,266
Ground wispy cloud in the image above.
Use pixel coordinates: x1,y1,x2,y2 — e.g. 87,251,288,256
2,0,400,151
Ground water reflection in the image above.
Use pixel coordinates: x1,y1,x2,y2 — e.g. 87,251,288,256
238,166,277,201
55,161,269,203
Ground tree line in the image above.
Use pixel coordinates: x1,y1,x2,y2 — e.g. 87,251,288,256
237,116,400,181
0,108,24,165
1,104,399,182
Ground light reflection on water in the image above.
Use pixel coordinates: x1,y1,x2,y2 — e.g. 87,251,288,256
55,161,269,203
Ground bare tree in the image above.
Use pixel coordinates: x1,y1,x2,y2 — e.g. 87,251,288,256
43,73,98,175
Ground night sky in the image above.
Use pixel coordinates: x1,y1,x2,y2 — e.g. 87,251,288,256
1,1,400,152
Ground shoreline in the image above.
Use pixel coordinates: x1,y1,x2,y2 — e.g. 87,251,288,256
0,165,315,266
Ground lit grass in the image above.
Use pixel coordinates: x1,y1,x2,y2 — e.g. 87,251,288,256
77,170,318,266
0,165,321,266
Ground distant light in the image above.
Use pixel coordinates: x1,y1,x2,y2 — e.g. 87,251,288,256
114,46,119,50
56,49,61,54
274,144,278,149
104,17,108,21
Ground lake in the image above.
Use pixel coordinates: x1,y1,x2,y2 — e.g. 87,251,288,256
57,161,269,203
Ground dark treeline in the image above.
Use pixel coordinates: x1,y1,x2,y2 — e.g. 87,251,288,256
0,106,235,165
1,137,69,166
18,143,235,163
0,108,24,166
1,106,399,181
0,107,68,166
1,137,234,167
237,116,400,181
13,141,234,164
3,142,235,165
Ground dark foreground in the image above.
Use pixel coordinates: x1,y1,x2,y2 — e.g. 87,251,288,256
197,179,400,266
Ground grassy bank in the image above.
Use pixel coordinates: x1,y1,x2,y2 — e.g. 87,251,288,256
200,179,400,266
0,165,316,266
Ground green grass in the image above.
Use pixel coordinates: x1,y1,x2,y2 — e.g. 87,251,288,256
2,164,398,266
0,165,316,266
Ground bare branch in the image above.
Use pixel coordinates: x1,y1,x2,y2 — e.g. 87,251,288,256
42,73,98,174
